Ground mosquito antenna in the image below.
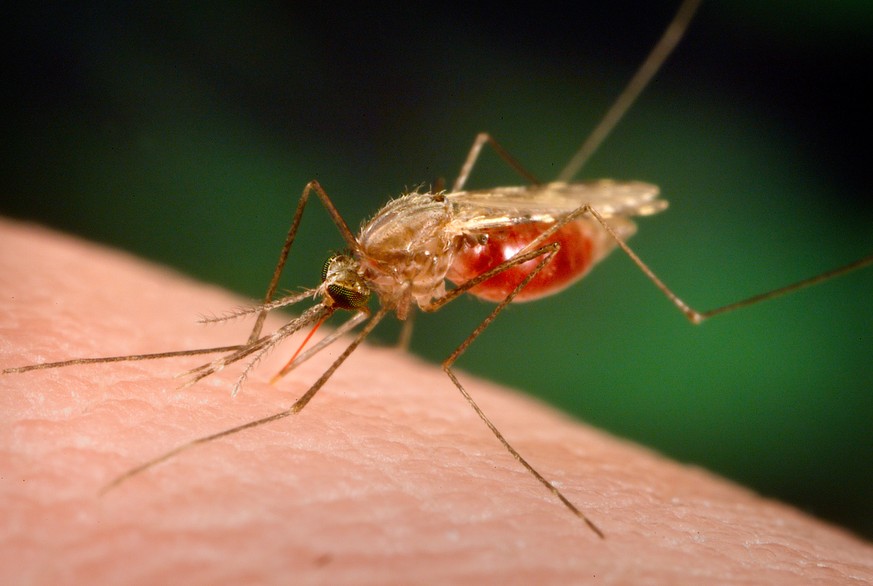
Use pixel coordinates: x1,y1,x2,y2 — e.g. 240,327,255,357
557,0,702,181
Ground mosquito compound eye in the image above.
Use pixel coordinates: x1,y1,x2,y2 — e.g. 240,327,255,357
326,283,370,310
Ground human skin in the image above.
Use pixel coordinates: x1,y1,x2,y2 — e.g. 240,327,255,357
2,217,872,585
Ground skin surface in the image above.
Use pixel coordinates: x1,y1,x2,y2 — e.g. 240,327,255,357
2,217,872,585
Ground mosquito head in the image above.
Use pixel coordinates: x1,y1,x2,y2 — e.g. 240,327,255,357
320,253,370,311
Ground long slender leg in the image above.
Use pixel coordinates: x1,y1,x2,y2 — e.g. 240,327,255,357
3,290,322,376
426,240,606,537
247,180,360,344
557,0,702,181
5,182,363,375
583,205,873,323
101,305,390,493
454,0,702,193
416,223,606,535
452,133,540,192
2,345,246,374
396,306,416,351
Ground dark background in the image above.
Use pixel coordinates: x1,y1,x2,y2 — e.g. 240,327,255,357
3,2,872,538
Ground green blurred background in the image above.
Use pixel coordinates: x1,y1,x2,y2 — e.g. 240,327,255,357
3,2,871,538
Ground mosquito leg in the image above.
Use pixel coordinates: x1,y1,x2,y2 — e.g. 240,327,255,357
420,239,605,537
247,180,360,344
557,0,702,181
3,291,325,375
396,306,416,351
453,0,702,193
440,368,606,539
101,305,389,493
584,205,873,323
2,345,246,375
452,133,540,192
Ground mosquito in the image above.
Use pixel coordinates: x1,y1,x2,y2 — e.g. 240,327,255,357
4,0,872,539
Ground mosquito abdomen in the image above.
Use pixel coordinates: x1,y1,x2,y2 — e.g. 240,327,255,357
446,217,633,303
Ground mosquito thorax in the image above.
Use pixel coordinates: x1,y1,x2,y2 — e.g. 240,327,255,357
320,253,370,310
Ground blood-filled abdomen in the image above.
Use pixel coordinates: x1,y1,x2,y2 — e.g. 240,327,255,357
447,218,624,303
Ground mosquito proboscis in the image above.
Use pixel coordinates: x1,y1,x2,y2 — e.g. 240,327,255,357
4,0,872,539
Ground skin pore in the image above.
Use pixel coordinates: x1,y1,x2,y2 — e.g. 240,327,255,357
2,217,872,584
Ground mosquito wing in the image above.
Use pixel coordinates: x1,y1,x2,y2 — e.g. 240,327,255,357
447,180,666,232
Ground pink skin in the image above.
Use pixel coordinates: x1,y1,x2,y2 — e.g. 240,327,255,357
2,217,872,584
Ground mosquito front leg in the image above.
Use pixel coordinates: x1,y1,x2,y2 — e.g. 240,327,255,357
1,345,247,375
101,305,389,493
585,205,873,323
248,180,360,344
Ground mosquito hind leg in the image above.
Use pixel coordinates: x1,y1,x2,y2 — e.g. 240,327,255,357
583,205,873,323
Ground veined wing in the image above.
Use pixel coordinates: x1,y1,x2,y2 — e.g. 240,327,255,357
447,180,666,232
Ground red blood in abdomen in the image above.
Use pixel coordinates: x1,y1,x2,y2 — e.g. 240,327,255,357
447,220,594,302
